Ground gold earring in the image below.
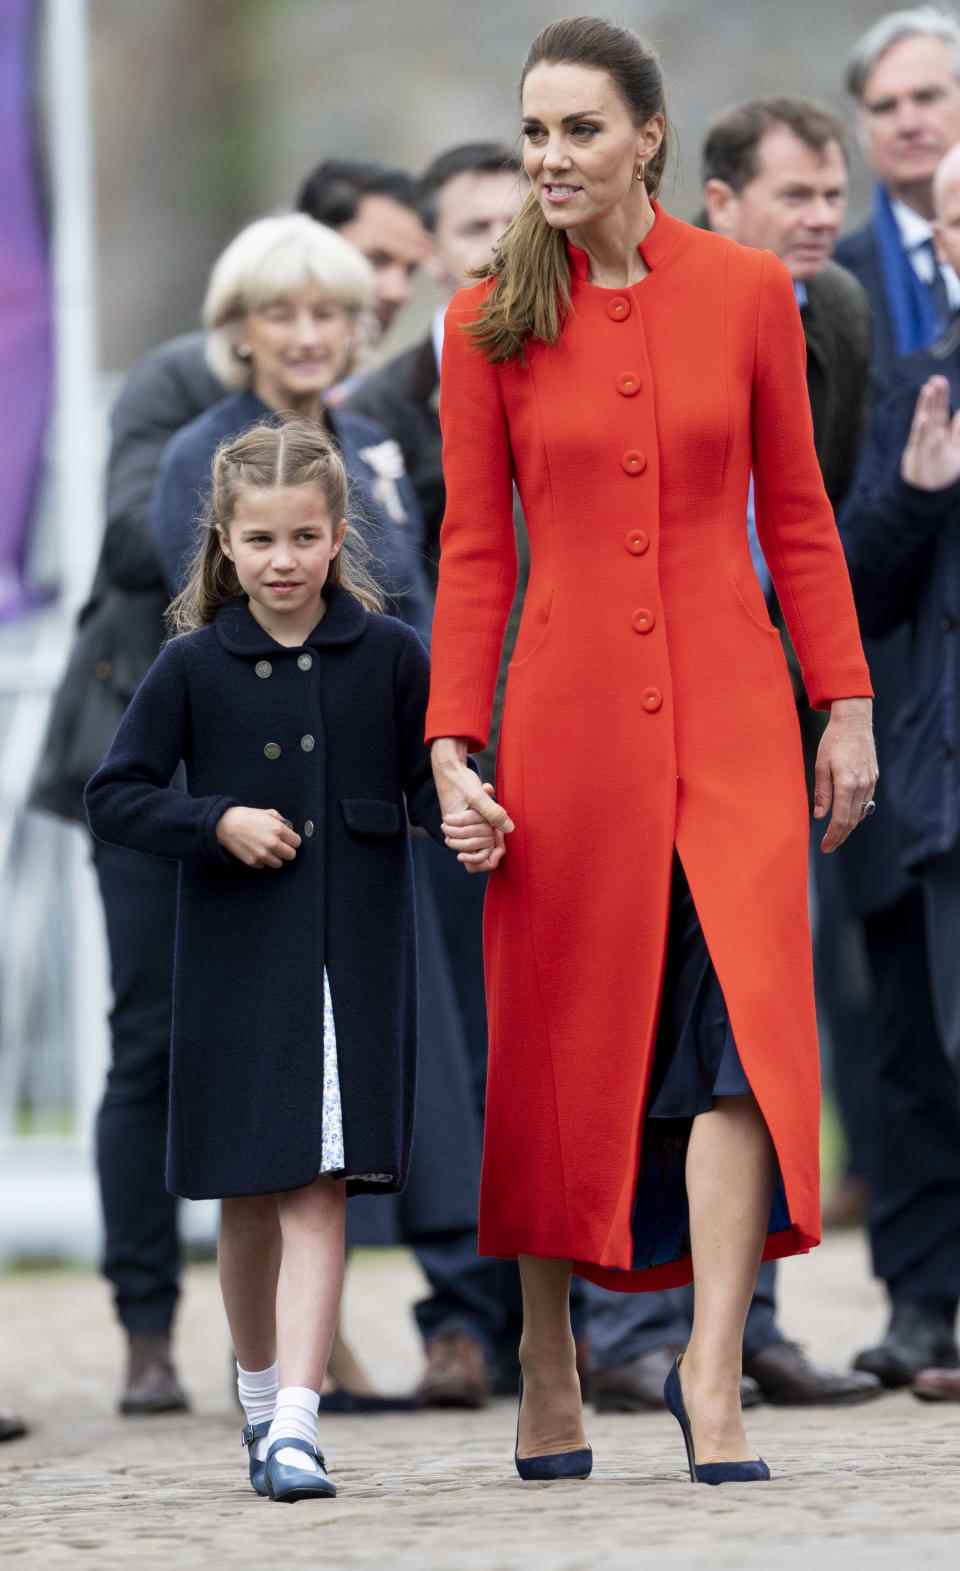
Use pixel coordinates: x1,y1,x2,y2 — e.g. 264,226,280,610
636,160,646,184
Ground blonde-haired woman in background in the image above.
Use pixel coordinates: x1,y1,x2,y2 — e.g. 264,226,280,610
150,212,431,642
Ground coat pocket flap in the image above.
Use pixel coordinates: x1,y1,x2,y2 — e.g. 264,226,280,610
340,798,404,836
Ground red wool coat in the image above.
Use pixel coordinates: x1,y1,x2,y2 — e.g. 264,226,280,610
425,206,872,1291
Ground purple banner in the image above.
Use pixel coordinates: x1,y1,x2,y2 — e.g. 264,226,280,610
0,0,52,621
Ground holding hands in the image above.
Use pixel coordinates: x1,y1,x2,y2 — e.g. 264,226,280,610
901,375,960,492
432,739,514,874
217,806,301,868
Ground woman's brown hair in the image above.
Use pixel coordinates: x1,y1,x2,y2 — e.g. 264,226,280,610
167,418,385,634
468,16,671,364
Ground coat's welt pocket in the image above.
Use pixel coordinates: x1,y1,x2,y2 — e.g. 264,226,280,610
728,563,779,638
508,589,555,672
340,798,404,836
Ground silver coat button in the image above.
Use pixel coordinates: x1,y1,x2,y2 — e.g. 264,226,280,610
304,819,315,837
300,734,315,753
263,742,281,760
255,660,272,679
297,653,313,671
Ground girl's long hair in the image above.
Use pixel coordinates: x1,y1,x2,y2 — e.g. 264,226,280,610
167,417,385,635
468,17,672,364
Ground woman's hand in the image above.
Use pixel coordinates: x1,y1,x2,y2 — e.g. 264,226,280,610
431,738,514,875
813,698,878,854
443,784,509,871
216,806,301,868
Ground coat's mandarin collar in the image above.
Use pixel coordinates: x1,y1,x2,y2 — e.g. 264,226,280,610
214,586,368,658
566,202,684,285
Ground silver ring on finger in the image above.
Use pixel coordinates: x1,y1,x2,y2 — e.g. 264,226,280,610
860,799,877,818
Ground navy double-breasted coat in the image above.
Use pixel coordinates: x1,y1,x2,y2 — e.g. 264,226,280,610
86,588,441,1201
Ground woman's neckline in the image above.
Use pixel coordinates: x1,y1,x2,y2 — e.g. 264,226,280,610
566,202,678,291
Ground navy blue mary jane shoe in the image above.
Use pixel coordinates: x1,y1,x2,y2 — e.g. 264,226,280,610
264,1436,337,1503
241,1420,271,1497
664,1357,771,1485
514,1377,593,1482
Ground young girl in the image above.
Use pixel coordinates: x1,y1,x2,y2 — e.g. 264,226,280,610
86,418,500,1503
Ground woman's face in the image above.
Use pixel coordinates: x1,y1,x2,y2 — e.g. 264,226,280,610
239,280,356,407
521,61,663,231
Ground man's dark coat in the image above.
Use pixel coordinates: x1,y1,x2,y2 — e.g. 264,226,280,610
840,323,960,872
831,226,917,915
86,590,440,1201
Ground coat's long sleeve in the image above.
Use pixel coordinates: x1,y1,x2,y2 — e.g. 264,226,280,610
751,252,873,709
424,293,517,751
85,640,239,863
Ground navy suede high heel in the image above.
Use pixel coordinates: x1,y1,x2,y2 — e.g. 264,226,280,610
514,1376,593,1481
664,1358,770,1485
241,1419,271,1497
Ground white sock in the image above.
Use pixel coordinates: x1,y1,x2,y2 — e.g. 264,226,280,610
237,1360,279,1462
267,1386,322,1471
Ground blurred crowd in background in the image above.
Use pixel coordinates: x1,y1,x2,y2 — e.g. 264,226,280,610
3,0,960,1445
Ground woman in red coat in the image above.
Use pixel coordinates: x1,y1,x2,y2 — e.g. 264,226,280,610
428,17,877,1484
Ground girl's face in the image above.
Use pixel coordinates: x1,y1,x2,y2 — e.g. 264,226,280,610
220,483,346,633
239,281,356,408
520,61,663,231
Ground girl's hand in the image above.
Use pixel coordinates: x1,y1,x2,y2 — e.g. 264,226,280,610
814,698,879,854
216,806,301,869
431,740,514,876
443,784,508,872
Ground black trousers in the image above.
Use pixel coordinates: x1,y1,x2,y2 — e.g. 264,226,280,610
862,884,960,1308
93,839,181,1336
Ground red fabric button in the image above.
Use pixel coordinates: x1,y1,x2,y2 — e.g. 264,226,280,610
607,296,630,321
642,686,663,712
622,450,646,475
617,371,641,396
626,530,649,556
632,608,656,634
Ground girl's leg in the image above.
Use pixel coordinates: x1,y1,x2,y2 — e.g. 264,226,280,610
681,1094,776,1463
219,1195,281,1370
516,1256,587,1458
274,1176,346,1391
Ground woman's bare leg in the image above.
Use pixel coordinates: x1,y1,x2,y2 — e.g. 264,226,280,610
681,1094,776,1463
219,1195,281,1370
516,1256,588,1458
275,1176,346,1390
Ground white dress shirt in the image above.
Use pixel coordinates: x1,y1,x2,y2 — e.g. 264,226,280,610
891,199,960,310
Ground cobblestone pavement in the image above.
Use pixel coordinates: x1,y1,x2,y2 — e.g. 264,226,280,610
1,1234,958,1570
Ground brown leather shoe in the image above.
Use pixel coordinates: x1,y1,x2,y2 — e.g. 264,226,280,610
591,1345,762,1412
120,1331,190,1416
417,1330,490,1409
746,1339,883,1406
821,1175,868,1231
913,1366,960,1402
0,1409,28,1443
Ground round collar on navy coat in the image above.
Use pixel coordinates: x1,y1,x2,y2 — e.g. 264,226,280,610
214,586,368,658
566,201,686,284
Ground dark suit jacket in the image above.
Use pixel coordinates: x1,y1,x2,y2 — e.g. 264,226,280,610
833,220,919,912
802,261,872,505
835,223,899,388
840,325,960,871
347,329,530,776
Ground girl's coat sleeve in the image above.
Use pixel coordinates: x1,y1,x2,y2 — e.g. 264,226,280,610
396,629,444,839
85,640,239,863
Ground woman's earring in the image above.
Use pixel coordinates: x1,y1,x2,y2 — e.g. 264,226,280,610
636,160,646,185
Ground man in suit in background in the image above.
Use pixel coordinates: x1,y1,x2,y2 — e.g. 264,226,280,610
586,98,882,1414
840,137,960,1404
834,7,960,1389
